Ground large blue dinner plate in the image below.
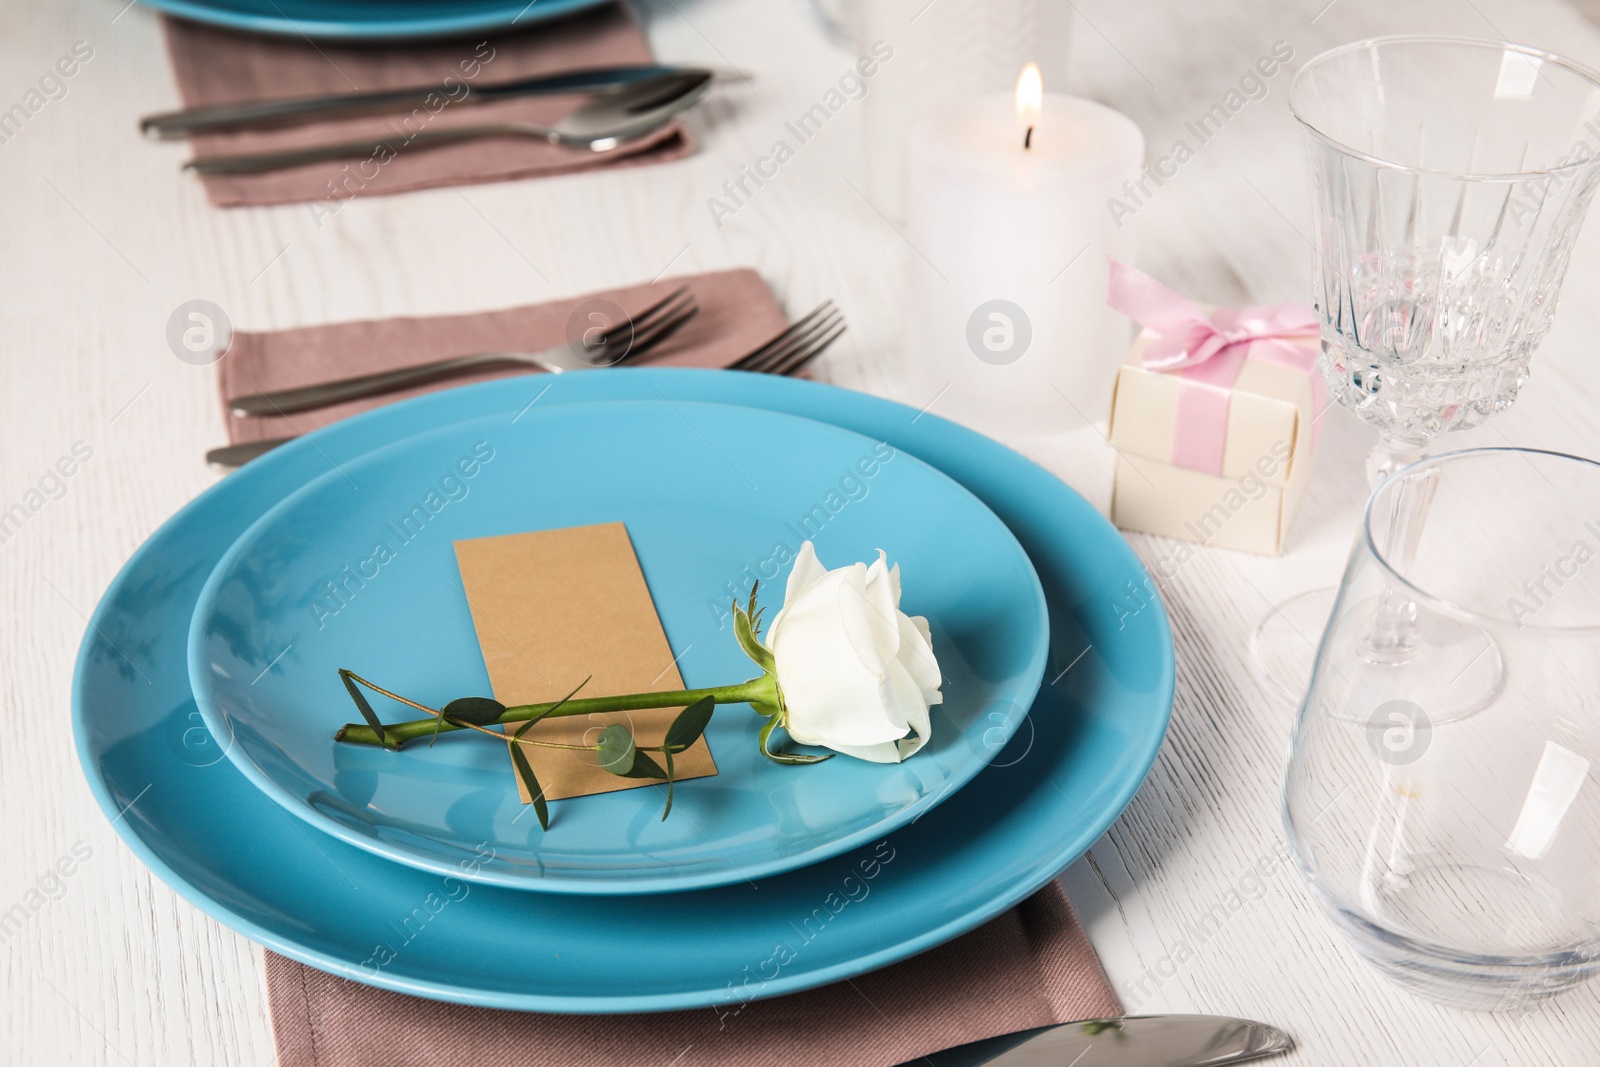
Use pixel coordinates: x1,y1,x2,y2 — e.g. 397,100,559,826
187,401,1048,893
135,0,612,40
73,370,1173,1013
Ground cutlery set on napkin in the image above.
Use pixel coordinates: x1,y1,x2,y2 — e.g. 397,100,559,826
206,270,841,465
147,4,713,206
70,4,1293,1065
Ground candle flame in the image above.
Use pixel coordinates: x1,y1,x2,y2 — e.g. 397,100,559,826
1015,63,1043,124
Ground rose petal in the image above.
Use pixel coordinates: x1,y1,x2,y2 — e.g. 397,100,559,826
786,540,828,598
811,738,906,763
775,569,908,747
896,613,942,703
863,553,903,655
818,665,927,764
877,656,926,741
766,540,828,648
766,542,941,761
836,563,890,680
892,668,932,760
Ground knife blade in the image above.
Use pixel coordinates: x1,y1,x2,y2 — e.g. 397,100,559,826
206,437,291,469
140,65,710,140
900,1014,1292,1067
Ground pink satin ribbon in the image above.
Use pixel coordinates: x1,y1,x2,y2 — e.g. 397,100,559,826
1108,259,1323,476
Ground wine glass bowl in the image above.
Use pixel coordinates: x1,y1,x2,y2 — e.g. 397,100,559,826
1253,38,1600,705
1292,37,1600,448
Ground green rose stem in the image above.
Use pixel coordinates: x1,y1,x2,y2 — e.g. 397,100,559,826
327,588,818,834
334,676,774,750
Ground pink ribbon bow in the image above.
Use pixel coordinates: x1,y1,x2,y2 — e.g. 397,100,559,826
1108,259,1323,476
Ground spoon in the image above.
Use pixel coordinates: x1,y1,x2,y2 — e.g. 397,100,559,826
183,69,712,175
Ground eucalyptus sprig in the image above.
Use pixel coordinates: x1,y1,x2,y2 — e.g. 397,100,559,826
332,585,828,830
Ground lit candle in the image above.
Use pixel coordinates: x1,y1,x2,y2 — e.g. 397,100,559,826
1017,62,1042,148
904,67,1144,433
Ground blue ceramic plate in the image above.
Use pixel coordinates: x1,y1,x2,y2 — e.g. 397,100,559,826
73,370,1172,1013
187,401,1048,893
136,0,611,41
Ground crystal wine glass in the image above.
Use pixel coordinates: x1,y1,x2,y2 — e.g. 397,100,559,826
1285,447,1600,1009
1253,37,1600,708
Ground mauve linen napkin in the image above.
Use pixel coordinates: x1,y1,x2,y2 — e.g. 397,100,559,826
266,882,1118,1067
217,268,787,445
162,2,692,208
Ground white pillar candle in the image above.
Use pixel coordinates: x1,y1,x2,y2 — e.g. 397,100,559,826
905,68,1143,436
858,0,1074,221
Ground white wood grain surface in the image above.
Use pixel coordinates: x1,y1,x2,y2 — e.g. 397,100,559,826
4,0,1600,1062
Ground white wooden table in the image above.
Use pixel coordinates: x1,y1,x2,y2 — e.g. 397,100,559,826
5,0,1600,1062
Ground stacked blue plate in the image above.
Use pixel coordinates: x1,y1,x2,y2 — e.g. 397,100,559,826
73,369,1173,1013
136,0,613,41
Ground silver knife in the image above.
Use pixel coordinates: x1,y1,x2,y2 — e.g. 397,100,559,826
206,437,292,469
140,65,708,140
901,1015,1292,1067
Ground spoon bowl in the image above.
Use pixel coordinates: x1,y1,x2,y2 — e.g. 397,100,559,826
555,69,712,149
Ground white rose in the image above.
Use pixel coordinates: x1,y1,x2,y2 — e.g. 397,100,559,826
763,542,942,763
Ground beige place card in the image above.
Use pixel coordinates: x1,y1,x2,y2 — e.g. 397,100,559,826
453,522,717,802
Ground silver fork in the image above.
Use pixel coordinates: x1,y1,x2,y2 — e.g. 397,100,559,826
205,301,845,468
228,286,697,418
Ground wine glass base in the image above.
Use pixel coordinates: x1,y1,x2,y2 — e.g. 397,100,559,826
1253,590,1507,718
1251,588,1337,705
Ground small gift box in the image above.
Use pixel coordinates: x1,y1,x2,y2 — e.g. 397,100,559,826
1105,261,1321,555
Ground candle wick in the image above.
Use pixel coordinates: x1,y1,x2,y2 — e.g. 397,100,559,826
1024,125,1033,150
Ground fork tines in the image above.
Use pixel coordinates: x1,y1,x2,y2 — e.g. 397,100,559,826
731,301,845,376
590,285,698,359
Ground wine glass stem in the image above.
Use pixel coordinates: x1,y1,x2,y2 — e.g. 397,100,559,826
1367,434,1425,489
1363,433,1437,665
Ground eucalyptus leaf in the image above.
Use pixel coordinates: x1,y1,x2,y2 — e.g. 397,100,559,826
595,724,637,776
624,750,670,780
443,696,506,726
665,696,715,752
661,748,676,821
539,676,590,721
508,705,552,741
510,744,549,830
504,676,591,742
339,669,385,745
